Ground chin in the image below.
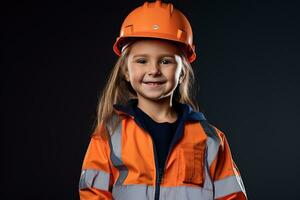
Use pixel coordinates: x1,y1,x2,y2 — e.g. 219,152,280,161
140,93,171,101
143,96,163,101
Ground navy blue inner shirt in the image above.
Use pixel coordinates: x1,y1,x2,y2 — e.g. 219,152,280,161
133,105,180,172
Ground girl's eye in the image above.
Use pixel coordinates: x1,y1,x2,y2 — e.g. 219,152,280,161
160,59,173,65
135,58,174,64
136,59,147,64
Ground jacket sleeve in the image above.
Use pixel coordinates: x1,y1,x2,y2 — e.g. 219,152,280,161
210,126,248,200
79,122,114,200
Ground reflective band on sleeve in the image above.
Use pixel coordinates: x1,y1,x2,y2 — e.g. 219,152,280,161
107,115,128,185
79,169,110,191
214,175,246,199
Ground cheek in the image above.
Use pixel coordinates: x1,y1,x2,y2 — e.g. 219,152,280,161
128,66,144,83
131,75,143,84
165,67,181,82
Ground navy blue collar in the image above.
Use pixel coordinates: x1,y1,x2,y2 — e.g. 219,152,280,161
113,99,208,172
113,99,206,122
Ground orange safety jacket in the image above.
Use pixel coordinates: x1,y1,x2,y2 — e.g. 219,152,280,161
79,100,247,200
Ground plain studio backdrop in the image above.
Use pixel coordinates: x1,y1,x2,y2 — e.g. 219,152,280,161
2,0,299,199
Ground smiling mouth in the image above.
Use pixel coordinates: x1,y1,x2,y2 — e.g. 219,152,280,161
144,82,164,85
143,81,165,86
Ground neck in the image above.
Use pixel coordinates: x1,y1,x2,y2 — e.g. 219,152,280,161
137,95,177,123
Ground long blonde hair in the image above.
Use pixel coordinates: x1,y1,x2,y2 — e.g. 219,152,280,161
92,40,200,136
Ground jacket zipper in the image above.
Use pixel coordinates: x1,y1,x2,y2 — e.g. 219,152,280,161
154,138,183,200
154,167,163,200
154,121,186,200
149,133,161,200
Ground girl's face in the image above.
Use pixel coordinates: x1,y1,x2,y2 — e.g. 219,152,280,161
125,39,184,102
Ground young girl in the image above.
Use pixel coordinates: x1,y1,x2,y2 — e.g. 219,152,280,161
79,1,247,199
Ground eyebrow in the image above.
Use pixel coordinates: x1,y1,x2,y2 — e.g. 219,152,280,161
132,54,176,59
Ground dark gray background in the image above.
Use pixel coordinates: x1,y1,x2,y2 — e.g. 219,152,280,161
2,0,299,199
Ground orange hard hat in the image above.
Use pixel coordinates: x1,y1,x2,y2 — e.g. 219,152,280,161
113,0,196,63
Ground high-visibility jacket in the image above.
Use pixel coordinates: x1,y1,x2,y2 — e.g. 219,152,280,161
79,100,247,200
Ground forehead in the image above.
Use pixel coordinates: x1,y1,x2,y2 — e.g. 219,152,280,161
129,39,180,56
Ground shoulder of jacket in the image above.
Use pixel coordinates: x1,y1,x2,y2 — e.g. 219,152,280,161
208,123,226,148
209,124,224,137
90,120,110,141
91,114,123,139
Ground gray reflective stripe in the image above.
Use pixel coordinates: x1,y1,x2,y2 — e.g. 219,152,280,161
200,120,221,194
107,115,128,185
112,185,154,200
214,175,246,199
79,169,110,191
203,146,213,193
206,136,220,167
199,120,221,167
112,185,213,200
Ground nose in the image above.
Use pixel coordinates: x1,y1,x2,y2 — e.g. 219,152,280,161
148,61,161,76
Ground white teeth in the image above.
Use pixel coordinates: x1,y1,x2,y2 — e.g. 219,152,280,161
146,82,159,85
143,81,164,86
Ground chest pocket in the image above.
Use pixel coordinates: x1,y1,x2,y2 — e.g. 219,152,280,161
177,143,204,185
